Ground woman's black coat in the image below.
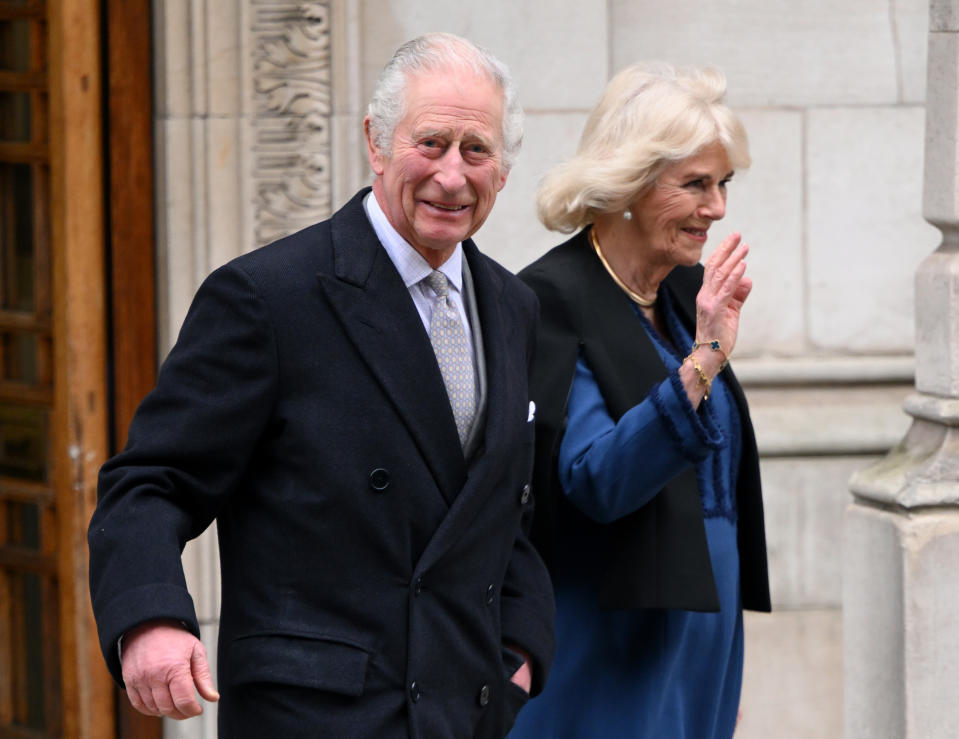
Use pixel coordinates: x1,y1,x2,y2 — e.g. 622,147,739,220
518,229,771,613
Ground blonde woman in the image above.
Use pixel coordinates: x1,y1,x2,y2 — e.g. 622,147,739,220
510,64,770,738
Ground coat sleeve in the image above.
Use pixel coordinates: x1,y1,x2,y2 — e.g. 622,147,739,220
87,262,278,684
559,354,726,524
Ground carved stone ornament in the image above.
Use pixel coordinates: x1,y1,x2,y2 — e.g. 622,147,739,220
252,1,332,246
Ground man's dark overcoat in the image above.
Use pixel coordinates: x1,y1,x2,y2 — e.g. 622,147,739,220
88,188,555,738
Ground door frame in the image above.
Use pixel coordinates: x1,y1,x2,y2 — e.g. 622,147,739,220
48,0,160,735
103,0,161,736
47,0,113,734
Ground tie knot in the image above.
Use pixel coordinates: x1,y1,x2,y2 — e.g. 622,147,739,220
425,270,450,299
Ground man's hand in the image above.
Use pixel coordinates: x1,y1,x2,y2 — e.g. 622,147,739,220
509,658,532,693
121,619,219,719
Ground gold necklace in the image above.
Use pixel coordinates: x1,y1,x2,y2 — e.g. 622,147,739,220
588,228,656,307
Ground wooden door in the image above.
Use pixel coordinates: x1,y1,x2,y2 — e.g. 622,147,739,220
0,0,113,736
0,0,157,736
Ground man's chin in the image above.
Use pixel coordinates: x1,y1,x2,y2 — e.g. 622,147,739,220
408,235,462,267
416,226,474,249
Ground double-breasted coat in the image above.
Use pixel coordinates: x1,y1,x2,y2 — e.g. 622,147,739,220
88,189,555,737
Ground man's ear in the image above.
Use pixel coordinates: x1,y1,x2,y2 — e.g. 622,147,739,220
496,167,510,193
364,117,385,176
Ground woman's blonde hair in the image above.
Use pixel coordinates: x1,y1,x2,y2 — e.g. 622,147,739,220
536,63,750,233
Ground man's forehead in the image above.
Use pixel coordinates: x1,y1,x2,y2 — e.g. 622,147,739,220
404,66,501,103
401,73,504,139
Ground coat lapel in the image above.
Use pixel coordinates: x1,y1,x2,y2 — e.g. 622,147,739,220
417,241,525,569
576,236,669,420
316,191,467,501
465,239,514,472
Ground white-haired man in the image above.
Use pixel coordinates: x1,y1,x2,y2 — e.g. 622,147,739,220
89,33,554,737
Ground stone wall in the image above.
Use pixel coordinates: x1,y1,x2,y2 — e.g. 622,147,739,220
153,1,939,736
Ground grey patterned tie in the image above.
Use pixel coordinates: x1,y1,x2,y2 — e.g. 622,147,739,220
425,270,476,447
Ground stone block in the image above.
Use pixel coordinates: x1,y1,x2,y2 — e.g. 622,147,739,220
844,503,905,737
610,0,899,106
747,385,912,456
922,31,959,225
915,249,959,396
759,455,880,608
331,112,370,212
153,0,192,117
155,118,201,352
482,111,590,273
906,514,959,737
852,396,959,508
207,117,250,268
716,110,804,356
360,0,608,112
738,609,843,738
896,0,931,102
330,0,362,116
930,0,959,31
843,504,959,737
807,106,940,352
206,0,243,116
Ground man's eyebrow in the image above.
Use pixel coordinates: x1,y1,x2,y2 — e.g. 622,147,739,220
411,127,495,147
463,132,495,148
411,126,452,140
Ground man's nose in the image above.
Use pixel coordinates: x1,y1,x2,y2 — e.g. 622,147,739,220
434,148,467,191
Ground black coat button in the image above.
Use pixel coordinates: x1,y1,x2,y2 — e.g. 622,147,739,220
486,584,495,604
369,468,390,491
520,484,531,505
410,681,421,702
414,577,423,596
478,684,490,706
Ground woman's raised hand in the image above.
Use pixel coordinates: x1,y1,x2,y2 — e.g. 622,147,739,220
695,232,752,360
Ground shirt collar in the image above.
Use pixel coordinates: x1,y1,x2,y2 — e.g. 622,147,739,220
364,191,464,293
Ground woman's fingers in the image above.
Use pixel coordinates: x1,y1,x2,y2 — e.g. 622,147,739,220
708,241,749,297
732,275,753,305
704,232,742,278
721,259,748,296
696,234,753,357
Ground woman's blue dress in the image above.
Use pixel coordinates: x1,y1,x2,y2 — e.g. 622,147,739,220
509,291,744,738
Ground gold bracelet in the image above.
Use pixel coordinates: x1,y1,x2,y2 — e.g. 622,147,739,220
684,354,713,400
691,339,729,370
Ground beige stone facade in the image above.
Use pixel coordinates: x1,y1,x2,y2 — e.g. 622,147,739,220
153,2,944,736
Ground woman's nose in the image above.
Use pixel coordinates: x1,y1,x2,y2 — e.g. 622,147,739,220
699,186,727,220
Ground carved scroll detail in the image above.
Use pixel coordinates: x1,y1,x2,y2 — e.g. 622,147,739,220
252,1,332,246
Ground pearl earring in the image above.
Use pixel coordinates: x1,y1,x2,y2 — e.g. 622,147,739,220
623,210,633,221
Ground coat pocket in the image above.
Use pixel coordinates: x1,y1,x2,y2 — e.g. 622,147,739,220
228,633,370,696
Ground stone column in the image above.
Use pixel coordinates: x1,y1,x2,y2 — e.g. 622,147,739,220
844,2,959,736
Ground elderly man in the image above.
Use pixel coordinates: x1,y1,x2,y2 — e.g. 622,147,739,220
88,33,554,737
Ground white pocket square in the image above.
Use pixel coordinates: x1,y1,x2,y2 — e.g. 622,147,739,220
527,401,536,422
